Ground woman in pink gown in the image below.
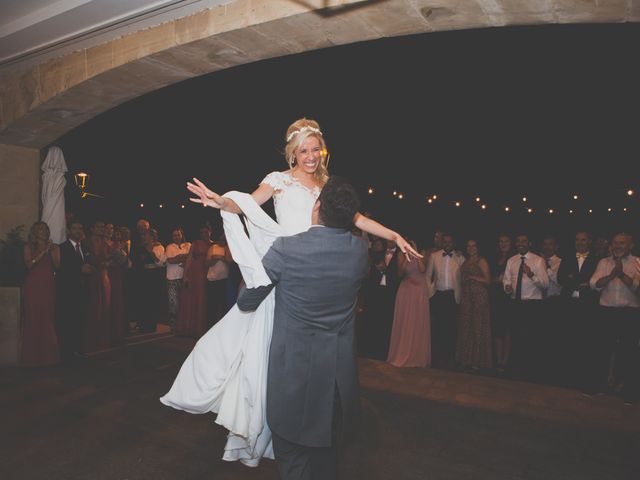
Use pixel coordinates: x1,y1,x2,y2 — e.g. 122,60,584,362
176,225,212,337
21,221,61,366
387,240,431,367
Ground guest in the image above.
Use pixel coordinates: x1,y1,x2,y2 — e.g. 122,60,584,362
85,220,112,352
503,233,549,381
56,219,92,361
368,239,401,360
107,227,128,346
129,219,151,328
557,231,600,391
164,228,191,332
206,231,231,328
540,235,563,383
387,240,430,367
490,234,513,374
456,239,492,371
21,222,61,366
133,230,164,333
176,225,212,337
119,226,134,330
104,222,115,246
426,232,464,369
590,233,640,404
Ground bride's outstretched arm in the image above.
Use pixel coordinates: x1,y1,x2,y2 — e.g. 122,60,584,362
187,177,274,214
354,213,422,261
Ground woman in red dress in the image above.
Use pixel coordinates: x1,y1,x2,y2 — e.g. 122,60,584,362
84,220,112,352
176,225,212,337
21,221,61,366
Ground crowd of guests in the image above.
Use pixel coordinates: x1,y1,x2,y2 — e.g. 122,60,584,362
20,217,239,367
19,215,640,405
356,229,640,405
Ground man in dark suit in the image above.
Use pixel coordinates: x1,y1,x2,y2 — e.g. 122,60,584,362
557,231,600,391
237,177,369,480
56,219,93,361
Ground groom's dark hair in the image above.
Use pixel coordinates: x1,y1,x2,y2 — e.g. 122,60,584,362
318,176,360,229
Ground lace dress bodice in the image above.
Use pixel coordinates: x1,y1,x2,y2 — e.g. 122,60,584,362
261,171,321,236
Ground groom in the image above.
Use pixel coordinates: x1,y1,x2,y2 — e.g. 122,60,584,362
237,176,369,480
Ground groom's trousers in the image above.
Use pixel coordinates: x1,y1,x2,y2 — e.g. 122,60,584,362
272,432,337,480
272,388,342,480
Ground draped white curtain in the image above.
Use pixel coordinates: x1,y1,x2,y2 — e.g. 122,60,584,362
41,146,68,244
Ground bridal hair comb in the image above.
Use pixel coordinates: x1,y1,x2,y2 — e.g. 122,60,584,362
286,126,323,142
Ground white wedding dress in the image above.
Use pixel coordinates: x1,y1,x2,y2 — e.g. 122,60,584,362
160,171,320,467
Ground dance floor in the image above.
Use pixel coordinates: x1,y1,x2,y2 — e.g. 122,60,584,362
1,336,638,480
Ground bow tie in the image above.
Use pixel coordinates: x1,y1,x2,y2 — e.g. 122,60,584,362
576,252,589,259
443,252,453,257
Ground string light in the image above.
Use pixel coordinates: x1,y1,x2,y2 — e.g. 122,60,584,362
455,201,461,208
624,208,629,213
608,208,613,212
627,189,634,196
569,209,574,214
368,187,374,194
573,194,579,200
427,198,433,204
139,203,144,208
527,208,533,214
475,197,481,203
181,205,185,209
393,191,397,196
548,208,554,214
398,193,404,200
504,206,510,212
481,204,487,210
588,209,593,214
159,204,164,209
432,195,438,200
522,196,527,202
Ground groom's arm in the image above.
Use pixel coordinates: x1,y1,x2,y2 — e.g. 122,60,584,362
237,238,285,312
237,285,275,311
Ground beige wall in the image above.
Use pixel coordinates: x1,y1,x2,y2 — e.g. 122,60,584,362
0,143,40,242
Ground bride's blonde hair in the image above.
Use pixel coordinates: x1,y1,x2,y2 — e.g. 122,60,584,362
285,118,329,187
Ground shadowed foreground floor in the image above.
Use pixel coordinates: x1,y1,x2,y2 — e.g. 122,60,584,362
1,336,638,480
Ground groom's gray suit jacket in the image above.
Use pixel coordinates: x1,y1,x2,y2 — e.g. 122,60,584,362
237,225,369,448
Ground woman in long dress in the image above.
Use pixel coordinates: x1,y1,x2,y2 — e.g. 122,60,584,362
161,118,420,466
456,239,492,371
21,221,61,366
387,240,431,367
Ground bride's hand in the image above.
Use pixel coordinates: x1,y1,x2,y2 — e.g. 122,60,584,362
395,234,423,262
187,178,225,209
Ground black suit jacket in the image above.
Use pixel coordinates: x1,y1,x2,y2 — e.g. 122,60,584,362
557,252,599,303
57,241,87,295
368,248,400,292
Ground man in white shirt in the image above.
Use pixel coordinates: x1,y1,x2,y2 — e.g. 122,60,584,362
503,233,549,381
206,234,231,328
426,232,465,369
540,235,562,384
589,233,640,404
165,228,191,332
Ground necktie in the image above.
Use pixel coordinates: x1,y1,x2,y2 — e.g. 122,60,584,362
515,256,525,300
576,252,588,259
75,242,82,260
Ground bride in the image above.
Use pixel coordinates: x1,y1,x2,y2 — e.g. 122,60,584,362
160,118,420,466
